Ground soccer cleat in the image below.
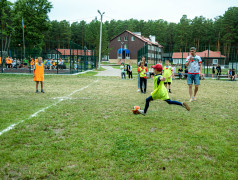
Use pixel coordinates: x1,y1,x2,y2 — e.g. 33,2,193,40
182,102,190,111
41,89,45,93
138,109,146,116
36,90,39,93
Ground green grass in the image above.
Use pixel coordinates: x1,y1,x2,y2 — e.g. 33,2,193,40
0,73,238,179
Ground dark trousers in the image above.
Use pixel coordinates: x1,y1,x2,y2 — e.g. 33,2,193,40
140,77,147,93
128,71,133,79
144,96,182,114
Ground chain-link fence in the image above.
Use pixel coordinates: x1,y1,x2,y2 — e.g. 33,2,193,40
137,44,238,77
0,40,96,74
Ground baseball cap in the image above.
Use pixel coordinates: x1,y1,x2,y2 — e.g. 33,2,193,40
152,64,163,71
190,47,196,51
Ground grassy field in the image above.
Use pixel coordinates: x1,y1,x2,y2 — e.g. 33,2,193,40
0,72,238,179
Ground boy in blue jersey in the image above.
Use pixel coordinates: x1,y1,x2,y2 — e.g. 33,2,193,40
138,64,190,115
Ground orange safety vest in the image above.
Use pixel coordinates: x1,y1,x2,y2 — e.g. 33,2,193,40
33,63,44,82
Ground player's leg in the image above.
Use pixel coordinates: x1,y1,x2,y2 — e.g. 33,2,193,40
193,74,200,100
36,81,39,93
140,77,143,93
187,74,193,102
144,78,147,93
165,99,190,111
40,82,44,93
168,82,171,93
138,96,153,115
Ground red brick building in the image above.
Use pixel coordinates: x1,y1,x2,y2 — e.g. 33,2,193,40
108,30,163,64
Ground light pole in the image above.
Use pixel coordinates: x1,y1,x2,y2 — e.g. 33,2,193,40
98,10,105,70
121,41,124,63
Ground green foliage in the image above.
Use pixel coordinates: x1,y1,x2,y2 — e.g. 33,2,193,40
11,0,53,49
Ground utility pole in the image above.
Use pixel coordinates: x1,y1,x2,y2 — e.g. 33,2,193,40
1,0,5,73
97,10,105,70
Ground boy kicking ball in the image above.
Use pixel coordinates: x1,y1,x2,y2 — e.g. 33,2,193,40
138,64,190,115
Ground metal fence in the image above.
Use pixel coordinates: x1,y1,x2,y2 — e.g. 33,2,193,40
137,44,238,76
0,40,96,74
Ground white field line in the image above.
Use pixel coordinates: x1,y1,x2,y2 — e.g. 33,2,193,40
0,80,98,136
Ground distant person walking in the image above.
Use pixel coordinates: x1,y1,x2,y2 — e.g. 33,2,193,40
120,62,126,79
185,47,202,102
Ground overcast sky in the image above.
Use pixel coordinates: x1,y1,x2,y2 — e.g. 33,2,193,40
10,0,238,23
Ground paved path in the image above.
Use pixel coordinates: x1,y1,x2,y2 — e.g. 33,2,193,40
95,66,121,77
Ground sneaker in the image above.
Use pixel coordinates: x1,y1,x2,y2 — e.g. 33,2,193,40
137,89,140,92
182,102,190,111
35,90,39,93
138,109,146,116
192,97,197,101
41,89,45,93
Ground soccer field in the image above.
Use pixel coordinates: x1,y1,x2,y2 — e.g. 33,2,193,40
0,73,238,179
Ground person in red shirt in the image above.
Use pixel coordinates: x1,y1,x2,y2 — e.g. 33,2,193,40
138,61,148,94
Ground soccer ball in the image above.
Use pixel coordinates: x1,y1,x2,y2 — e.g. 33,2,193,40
132,106,140,114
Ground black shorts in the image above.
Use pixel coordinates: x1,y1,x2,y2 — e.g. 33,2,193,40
164,82,171,85
24,63,27,65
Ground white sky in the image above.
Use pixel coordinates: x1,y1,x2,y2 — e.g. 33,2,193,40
10,0,238,23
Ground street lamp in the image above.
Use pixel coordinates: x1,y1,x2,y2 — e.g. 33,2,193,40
98,10,105,70
121,41,124,63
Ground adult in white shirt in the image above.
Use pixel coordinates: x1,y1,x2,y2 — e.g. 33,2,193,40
185,47,202,102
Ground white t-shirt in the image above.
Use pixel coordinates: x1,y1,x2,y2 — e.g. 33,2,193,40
171,67,176,74
185,55,202,74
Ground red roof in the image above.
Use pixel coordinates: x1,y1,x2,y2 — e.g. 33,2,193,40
172,50,226,59
57,49,94,56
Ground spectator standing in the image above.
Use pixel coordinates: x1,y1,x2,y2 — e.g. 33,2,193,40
163,60,173,93
149,66,154,78
137,61,141,92
33,57,44,93
23,58,28,69
120,63,126,79
185,47,202,102
171,64,176,80
178,66,183,80
212,64,216,78
216,64,221,76
128,63,133,79
138,61,147,93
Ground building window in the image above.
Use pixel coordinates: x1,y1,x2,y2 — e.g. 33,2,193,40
124,36,128,41
213,59,218,64
131,36,135,41
124,44,127,49
118,37,121,41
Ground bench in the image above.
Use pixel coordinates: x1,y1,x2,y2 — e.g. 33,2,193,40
217,75,229,80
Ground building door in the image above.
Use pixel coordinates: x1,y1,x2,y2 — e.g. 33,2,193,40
122,50,126,59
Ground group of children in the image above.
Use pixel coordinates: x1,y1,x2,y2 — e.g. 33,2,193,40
138,59,174,94
120,63,133,79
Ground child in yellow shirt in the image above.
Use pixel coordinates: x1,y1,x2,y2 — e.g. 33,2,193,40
138,64,190,115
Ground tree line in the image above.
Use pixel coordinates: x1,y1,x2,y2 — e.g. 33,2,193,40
1,0,237,59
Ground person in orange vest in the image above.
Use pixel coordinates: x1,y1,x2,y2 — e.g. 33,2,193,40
33,57,45,93
52,59,56,69
30,58,35,69
6,56,10,69
0,56,2,67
